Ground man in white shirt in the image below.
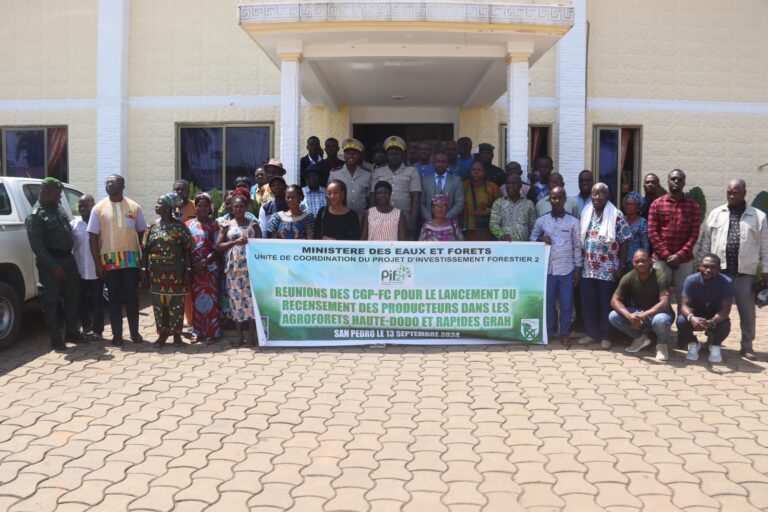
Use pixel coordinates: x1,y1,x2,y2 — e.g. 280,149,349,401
71,195,103,339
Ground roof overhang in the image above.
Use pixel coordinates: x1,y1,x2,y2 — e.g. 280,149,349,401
239,1,574,109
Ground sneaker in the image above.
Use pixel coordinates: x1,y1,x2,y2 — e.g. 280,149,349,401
686,342,700,361
740,347,758,361
708,345,723,363
625,334,652,354
600,339,612,350
576,336,595,346
656,344,669,362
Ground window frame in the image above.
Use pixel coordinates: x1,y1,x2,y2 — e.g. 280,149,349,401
498,123,553,171
175,122,274,193
591,125,643,206
0,126,69,181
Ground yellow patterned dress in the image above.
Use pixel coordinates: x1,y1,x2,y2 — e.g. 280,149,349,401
142,220,194,334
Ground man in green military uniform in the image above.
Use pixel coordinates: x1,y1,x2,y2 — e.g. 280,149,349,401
25,177,83,350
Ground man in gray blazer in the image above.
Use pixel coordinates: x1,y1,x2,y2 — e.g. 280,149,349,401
420,151,465,221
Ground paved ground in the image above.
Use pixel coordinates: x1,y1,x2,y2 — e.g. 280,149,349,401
0,296,767,512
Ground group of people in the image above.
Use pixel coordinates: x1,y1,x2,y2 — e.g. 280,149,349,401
25,135,768,362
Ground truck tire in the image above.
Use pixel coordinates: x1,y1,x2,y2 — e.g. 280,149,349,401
0,282,22,350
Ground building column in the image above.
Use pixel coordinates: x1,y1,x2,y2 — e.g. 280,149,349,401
506,53,530,173
556,0,587,193
96,0,130,200
279,52,303,185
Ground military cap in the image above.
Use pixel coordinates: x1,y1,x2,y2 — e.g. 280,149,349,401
478,143,495,152
341,138,364,153
41,177,63,188
384,136,406,152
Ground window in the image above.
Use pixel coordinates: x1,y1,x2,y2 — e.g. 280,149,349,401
23,184,42,207
0,184,12,215
1,127,68,182
63,187,82,216
498,124,552,171
593,126,642,206
178,124,272,192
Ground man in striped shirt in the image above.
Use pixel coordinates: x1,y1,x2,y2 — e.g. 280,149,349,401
530,186,582,345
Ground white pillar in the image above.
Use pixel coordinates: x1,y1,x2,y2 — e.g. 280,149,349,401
556,0,587,194
96,0,130,200
279,53,302,185
506,53,530,173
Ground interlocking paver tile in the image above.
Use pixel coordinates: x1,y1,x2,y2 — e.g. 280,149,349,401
127,484,179,512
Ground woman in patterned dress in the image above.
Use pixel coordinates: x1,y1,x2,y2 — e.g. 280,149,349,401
266,185,315,239
217,194,262,347
462,159,501,241
186,192,221,344
361,181,407,241
142,193,194,347
418,194,464,242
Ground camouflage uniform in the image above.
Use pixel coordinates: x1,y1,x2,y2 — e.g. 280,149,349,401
25,196,81,346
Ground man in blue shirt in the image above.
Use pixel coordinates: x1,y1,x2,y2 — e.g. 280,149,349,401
412,142,435,177
456,136,475,180
530,186,582,346
677,253,734,363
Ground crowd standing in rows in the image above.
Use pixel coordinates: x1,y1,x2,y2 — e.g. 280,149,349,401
25,134,768,363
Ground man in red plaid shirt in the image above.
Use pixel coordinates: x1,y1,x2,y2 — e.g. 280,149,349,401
647,169,701,346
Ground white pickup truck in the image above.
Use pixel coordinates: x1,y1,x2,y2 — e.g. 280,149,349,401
0,177,84,349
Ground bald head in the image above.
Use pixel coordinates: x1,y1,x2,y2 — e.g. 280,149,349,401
78,194,95,222
550,186,566,215
727,179,747,207
591,183,610,212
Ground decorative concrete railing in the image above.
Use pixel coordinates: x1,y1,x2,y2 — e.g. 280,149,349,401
238,1,574,27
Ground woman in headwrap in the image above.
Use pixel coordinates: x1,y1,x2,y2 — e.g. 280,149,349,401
418,194,464,241
622,191,649,272
185,192,221,344
142,193,194,346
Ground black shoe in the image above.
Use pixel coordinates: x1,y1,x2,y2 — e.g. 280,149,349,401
66,334,89,344
741,348,759,361
172,334,184,346
155,335,168,348
111,337,124,346
51,341,68,351
131,334,144,344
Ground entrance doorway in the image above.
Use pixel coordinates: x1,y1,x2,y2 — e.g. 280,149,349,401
352,123,454,165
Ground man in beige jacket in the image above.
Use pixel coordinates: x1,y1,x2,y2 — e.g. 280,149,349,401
699,179,768,360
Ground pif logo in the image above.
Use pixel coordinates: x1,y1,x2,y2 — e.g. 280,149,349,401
380,264,414,286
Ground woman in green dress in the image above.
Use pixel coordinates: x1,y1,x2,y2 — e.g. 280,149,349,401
142,193,194,347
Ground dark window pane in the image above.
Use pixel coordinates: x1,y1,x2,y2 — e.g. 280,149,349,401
6,130,45,179
23,184,42,207
180,127,223,191
0,184,12,215
225,127,270,190
598,129,619,202
47,127,69,182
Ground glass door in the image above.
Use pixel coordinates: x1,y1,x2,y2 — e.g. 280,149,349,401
593,126,642,205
